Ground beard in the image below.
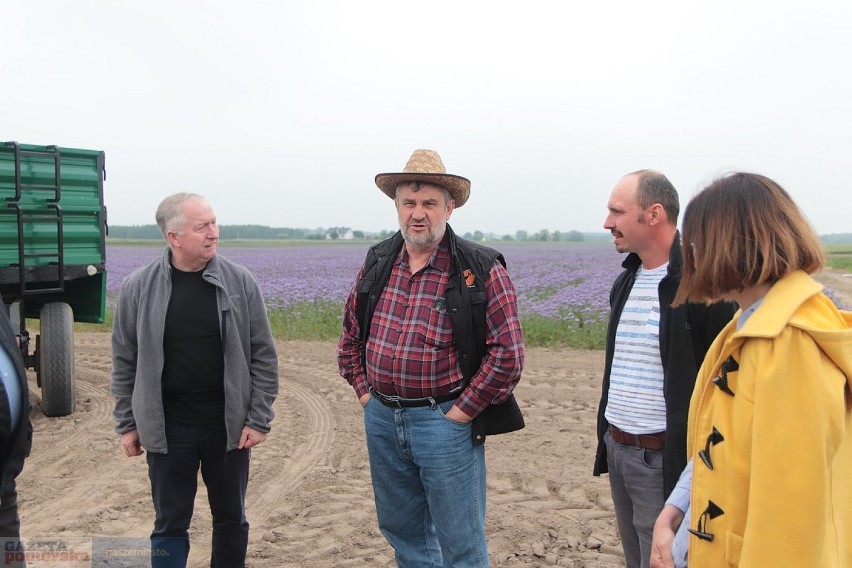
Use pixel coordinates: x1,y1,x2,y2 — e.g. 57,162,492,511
400,218,447,250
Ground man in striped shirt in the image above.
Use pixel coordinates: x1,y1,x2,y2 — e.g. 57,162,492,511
338,149,524,567
593,171,734,568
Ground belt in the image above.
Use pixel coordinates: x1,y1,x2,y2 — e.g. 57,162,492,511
368,385,462,408
609,424,666,450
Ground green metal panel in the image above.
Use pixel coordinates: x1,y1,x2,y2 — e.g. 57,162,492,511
0,142,107,322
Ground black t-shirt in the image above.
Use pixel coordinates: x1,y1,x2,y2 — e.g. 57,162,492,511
162,266,225,425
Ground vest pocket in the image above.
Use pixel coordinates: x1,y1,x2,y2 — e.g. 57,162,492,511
470,290,487,305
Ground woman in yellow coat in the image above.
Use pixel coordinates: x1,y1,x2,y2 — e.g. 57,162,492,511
650,172,852,567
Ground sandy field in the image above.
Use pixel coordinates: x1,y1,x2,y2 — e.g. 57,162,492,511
15,269,852,567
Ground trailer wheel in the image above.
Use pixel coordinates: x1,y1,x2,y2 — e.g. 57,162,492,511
38,302,76,417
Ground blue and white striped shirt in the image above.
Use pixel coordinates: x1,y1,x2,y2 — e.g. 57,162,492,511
605,263,668,434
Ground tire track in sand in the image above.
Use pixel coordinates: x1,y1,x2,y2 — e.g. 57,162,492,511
245,379,335,522
21,333,150,535
243,344,393,567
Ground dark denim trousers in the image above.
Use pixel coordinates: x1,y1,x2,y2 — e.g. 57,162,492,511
146,423,250,568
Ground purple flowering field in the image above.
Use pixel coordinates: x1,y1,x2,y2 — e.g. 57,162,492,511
105,241,849,346
106,242,623,323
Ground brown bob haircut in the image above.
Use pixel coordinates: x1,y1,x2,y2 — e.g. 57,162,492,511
674,172,824,305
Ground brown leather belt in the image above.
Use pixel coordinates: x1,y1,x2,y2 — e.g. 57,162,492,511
610,424,666,450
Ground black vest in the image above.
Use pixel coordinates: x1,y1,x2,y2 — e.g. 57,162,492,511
354,225,504,384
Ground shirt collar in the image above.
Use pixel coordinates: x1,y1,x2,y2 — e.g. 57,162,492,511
395,231,452,273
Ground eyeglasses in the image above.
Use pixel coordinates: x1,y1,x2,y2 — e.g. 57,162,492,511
688,500,725,542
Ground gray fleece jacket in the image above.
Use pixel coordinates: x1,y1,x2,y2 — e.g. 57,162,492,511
111,249,279,453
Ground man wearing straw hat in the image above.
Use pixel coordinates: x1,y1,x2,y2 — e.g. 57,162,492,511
338,149,525,567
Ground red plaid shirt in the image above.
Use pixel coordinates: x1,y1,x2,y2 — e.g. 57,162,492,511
338,237,524,418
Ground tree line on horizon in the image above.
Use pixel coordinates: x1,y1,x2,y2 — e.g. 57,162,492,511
107,224,851,244
106,224,606,243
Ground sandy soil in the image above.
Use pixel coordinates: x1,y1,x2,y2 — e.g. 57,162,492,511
18,340,618,568
814,267,852,309
15,268,852,567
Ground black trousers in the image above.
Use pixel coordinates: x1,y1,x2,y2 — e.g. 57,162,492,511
0,492,24,568
147,423,250,568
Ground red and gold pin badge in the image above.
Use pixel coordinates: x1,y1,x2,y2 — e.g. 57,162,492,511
463,269,475,287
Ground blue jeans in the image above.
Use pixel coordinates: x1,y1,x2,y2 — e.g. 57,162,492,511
604,429,665,568
146,423,250,567
364,397,488,568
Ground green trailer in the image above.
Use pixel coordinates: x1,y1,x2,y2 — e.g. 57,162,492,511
0,141,107,416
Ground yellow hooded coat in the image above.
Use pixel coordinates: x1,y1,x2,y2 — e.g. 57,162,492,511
687,270,852,567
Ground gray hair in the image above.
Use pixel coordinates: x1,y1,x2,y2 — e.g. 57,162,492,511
155,193,208,239
394,181,452,205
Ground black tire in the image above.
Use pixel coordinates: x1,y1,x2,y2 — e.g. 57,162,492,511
38,302,76,417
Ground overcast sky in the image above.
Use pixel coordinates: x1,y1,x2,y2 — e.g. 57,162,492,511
2,1,850,236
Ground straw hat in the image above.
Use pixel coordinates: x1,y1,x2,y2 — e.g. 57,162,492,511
375,149,471,207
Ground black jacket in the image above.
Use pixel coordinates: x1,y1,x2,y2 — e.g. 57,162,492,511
593,236,736,496
0,295,33,514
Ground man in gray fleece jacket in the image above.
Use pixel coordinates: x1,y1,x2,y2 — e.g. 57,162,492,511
111,193,278,567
